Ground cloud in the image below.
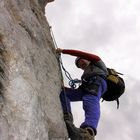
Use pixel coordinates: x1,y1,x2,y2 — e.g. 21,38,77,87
97,76,140,140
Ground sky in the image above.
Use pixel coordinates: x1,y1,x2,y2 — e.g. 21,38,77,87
46,0,140,140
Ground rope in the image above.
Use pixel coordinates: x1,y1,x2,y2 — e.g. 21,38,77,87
50,26,69,113
50,26,81,113
50,26,80,89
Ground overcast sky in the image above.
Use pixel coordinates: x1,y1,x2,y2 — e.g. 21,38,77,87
46,0,140,140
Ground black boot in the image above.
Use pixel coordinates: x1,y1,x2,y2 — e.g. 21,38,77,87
65,121,95,140
63,113,95,140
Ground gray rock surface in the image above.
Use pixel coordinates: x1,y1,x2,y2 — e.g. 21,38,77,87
0,0,68,139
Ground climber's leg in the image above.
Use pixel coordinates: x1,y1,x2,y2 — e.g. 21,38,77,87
80,77,107,135
60,87,84,113
60,87,85,138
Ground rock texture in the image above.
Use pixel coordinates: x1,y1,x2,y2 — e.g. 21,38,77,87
0,0,67,140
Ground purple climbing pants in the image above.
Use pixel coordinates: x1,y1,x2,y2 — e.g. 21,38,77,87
60,76,107,133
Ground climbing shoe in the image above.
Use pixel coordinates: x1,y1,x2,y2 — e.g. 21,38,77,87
63,112,73,122
65,121,95,140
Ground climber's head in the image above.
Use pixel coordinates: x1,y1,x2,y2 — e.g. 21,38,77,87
75,57,90,70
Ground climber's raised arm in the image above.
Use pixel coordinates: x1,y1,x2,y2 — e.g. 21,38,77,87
56,48,101,63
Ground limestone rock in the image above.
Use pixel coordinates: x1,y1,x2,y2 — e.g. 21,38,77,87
0,0,67,140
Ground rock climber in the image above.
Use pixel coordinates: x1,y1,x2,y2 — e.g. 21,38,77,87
56,48,108,140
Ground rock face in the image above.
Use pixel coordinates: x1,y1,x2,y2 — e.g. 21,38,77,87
0,0,67,140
